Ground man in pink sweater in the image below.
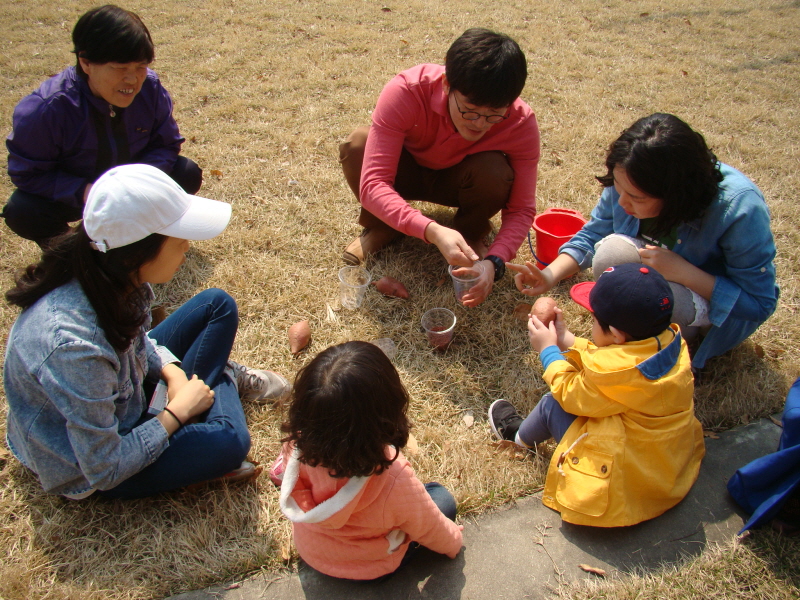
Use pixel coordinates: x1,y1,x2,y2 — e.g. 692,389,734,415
339,28,540,306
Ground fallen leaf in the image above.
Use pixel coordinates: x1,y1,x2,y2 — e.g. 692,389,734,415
513,303,532,322
703,430,720,439
492,440,520,453
381,6,392,11
436,275,446,287
640,12,650,16
754,344,765,359
684,17,692,26
210,169,223,179
325,304,339,323
281,544,291,561
463,411,474,428
681,70,688,76
770,416,783,428
406,433,419,456
578,564,606,577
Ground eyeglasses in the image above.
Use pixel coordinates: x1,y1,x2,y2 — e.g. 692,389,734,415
452,94,509,124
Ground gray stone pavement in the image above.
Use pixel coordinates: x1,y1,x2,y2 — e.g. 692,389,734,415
170,417,782,600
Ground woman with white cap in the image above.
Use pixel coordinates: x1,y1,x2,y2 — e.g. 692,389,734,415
3,164,290,499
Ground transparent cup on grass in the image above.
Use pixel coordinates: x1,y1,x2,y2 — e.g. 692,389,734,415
338,266,371,309
421,308,456,350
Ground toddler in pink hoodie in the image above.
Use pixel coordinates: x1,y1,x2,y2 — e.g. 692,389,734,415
271,341,463,580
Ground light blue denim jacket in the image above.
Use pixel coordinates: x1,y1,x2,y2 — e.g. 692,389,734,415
560,163,779,368
4,279,178,496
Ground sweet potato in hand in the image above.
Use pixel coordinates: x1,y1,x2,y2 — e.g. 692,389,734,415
531,296,557,327
372,276,409,299
288,320,311,356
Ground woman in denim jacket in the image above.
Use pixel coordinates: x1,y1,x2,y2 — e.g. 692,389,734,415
508,113,778,369
3,164,290,499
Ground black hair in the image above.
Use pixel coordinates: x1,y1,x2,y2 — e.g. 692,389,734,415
445,28,527,109
6,227,167,352
594,313,612,336
72,5,154,69
281,341,411,479
596,113,724,236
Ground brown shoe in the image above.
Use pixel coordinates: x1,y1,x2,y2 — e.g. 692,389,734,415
342,225,400,265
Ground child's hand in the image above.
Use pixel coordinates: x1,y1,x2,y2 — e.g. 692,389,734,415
553,307,576,351
528,314,558,353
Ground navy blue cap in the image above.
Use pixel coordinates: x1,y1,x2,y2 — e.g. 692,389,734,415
569,263,673,340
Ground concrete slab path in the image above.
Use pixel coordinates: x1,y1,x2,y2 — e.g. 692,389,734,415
170,417,781,600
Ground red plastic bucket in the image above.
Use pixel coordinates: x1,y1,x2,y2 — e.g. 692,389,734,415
531,208,587,269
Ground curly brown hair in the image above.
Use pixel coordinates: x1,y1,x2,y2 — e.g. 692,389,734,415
281,341,411,478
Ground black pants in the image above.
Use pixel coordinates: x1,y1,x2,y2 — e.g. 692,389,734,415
2,156,203,243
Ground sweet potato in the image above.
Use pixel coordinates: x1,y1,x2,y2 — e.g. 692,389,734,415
531,296,557,327
372,276,409,299
288,320,311,356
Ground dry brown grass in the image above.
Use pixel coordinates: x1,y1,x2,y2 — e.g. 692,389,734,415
1,0,799,598
558,531,800,600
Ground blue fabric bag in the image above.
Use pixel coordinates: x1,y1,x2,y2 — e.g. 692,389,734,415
727,376,800,534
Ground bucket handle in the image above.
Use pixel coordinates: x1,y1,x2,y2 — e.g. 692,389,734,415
527,230,550,267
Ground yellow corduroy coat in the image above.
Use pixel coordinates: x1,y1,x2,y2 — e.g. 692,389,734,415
541,324,705,527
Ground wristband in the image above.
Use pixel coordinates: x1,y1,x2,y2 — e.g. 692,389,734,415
163,406,184,429
485,255,505,282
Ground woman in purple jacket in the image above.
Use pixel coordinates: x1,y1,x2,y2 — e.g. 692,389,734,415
2,5,202,244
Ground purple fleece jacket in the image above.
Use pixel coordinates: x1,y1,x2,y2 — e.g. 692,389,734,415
6,66,184,209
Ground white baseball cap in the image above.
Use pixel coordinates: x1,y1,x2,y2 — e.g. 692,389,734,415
83,164,232,252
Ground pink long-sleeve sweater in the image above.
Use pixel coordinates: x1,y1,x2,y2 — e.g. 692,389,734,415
360,63,541,262
277,445,463,580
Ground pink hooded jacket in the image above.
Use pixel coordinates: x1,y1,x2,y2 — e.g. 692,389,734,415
276,445,463,580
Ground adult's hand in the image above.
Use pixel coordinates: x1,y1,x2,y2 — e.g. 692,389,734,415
425,222,479,267
527,314,558,353
169,375,215,422
507,261,556,296
639,245,715,300
459,259,494,307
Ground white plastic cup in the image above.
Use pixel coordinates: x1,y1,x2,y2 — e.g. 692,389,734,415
448,262,486,304
338,266,371,309
421,308,456,350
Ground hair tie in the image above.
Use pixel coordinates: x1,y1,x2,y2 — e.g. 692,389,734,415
163,407,184,429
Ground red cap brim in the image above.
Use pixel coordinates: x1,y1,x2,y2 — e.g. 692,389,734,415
569,281,595,312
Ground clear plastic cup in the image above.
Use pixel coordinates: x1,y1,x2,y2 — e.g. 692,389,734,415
421,308,456,350
338,266,371,309
448,262,486,304
370,337,397,361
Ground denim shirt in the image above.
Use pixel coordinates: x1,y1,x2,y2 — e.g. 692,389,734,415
560,163,779,368
4,279,178,496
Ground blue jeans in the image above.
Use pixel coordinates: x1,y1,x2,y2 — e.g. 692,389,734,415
517,392,577,447
99,288,250,499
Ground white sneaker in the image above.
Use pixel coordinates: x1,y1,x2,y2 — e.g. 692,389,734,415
226,360,292,404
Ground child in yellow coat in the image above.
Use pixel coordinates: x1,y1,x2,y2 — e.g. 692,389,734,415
490,263,704,527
